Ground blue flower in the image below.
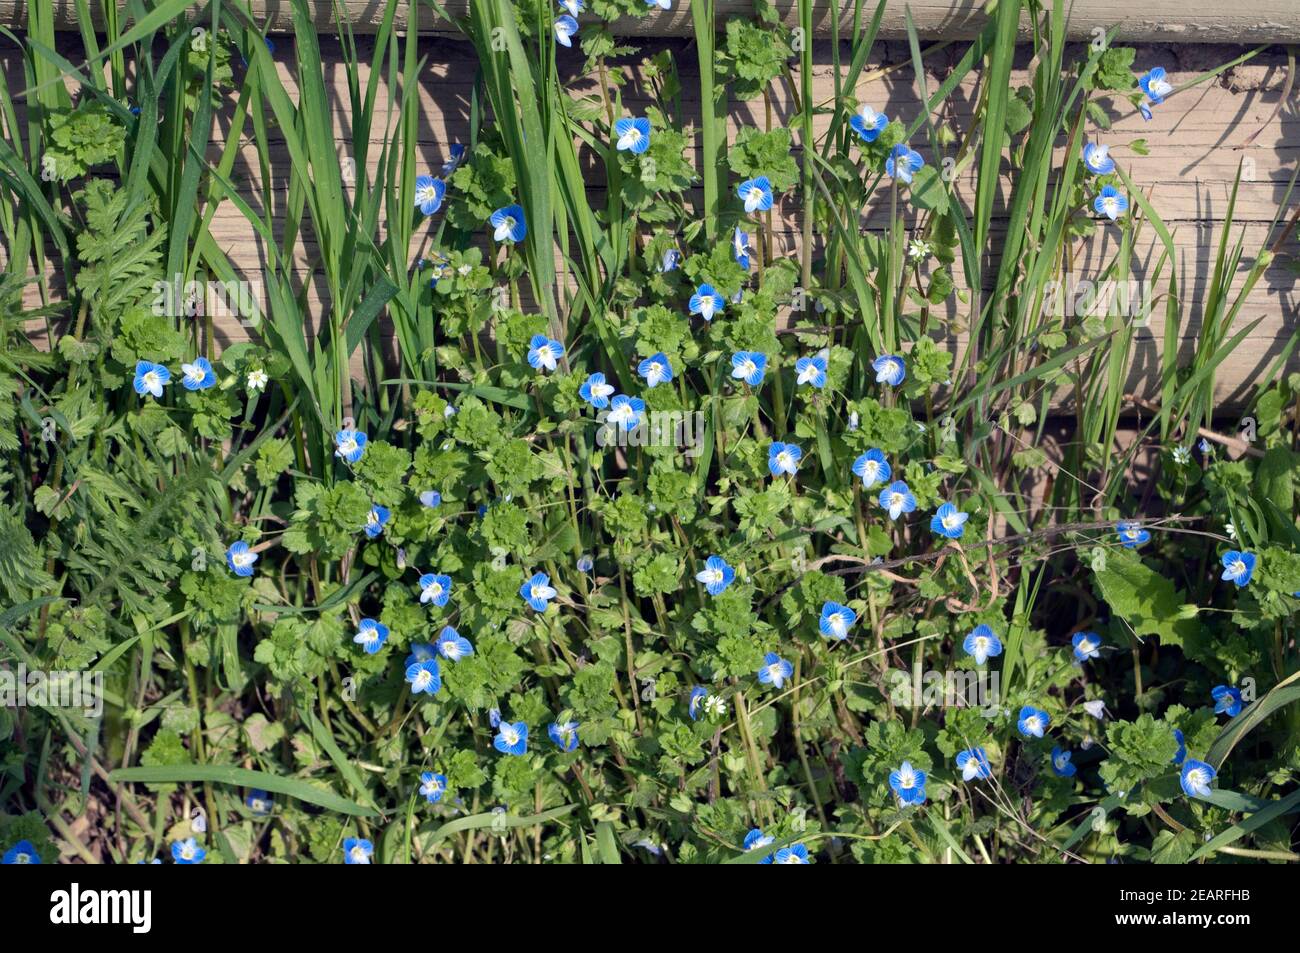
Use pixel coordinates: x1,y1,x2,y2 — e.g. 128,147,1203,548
878,480,917,520
1139,66,1173,106
658,248,681,272
645,0,671,8
1172,728,1186,766
406,658,442,695
819,601,856,641
695,555,735,595
334,428,368,463
226,541,258,577
930,502,969,539
889,761,927,805
490,204,527,243
851,449,890,488
638,352,674,387
419,573,452,607
442,143,466,176
405,642,436,668
767,441,802,477
560,0,584,14
527,333,565,372
171,837,205,864
554,14,578,47
494,721,529,756
956,747,991,781
1211,684,1243,717
420,772,447,803
1072,631,1102,662
436,625,473,661
1180,759,1216,798
1117,520,1150,548
246,790,272,815
872,353,906,386
885,143,924,183
521,571,558,611
1220,550,1256,587
343,837,374,864
963,624,1002,665
732,226,751,270
758,651,793,689
364,504,389,538
607,393,646,431
548,720,580,752
795,354,827,388
414,175,446,215
688,686,708,720
689,283,726,321
737,176,774,213
133,360,171,398
1051,746,1077,778
1,839,40,864
614,116,651,154
731,350,767,387
1017,705,1050,738
743,828,775,862
576,553,594,573
579,372,615,408
354,618,389,655
772,844,810,864
489,708,502,728
1094,185,1128,221
850,104,887,143
180,356,217,391
420,490,442,508
1081,142,1115,175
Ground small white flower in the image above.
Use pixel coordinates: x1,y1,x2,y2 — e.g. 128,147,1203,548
247,369,269,391
907,239,932,262
1172,445,1190,464
704,695,728,717
1225,522,1237,540
1083,699,1107,720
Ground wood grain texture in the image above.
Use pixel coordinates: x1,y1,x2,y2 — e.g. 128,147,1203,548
7,0,1300,41
4,33,1297,408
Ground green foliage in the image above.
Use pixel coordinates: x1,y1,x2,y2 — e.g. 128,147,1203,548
0,0,1294,869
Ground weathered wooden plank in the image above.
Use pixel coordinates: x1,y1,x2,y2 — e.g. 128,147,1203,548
7,0,1300,42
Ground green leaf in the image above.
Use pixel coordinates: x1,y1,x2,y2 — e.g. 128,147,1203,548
909,164,949,214
111,765,375,816
1093,548,1199,649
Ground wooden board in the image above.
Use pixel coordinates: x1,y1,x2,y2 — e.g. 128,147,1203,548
8,0,1300,42
3,32,1297,408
